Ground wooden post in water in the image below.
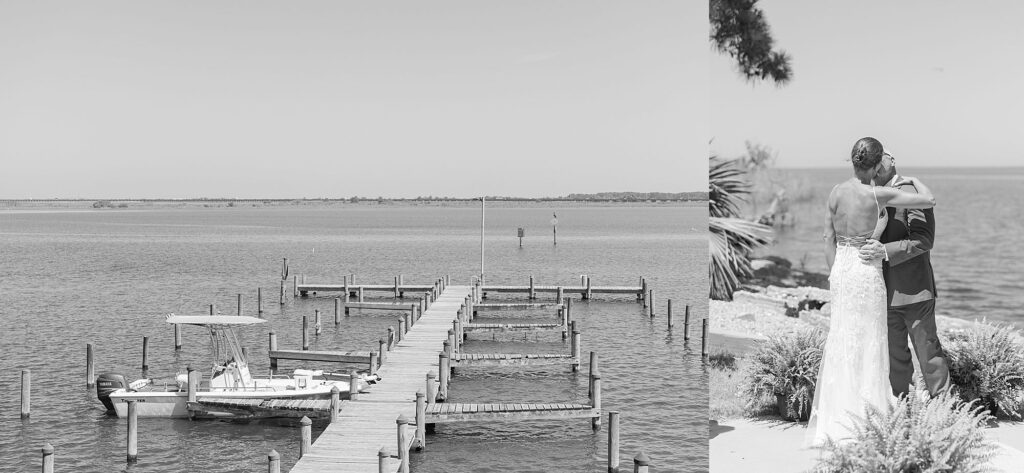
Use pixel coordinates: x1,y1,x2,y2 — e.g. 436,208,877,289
344,278,350,301
279,280,286,305
641,279,648,306
237,293,243,315
21,369,30,418
293,275,297,297
379,338,387,365
589,351,599,397
399,274,405,298
438,352,449,401
608,411,620,472
667,300,674,328
358,286,364,303
586,276,593,300
563,298,573,340
581,274,586,286
350,369,360,401
378,447,389,473
529,275,535,300
268,332,278,369
302,316,309,351
702,318,709,360
415,390,426,450
141,336,149,372
387,327,395,349
187,367,199,404
127,399,138,463
174,323,182,350
649,290,655,317
268,449,281,473
397,318,405,343
591,371,602,431
314,310,322,335
571,321,581,372
258,287,263,314
330,385,340,423
87,343,96,387
684,305,691,341
447,329,456,355
299,416,312,458
334,298,341,324
426,372,437,405
633,452,650,473
556,286,564,304
396,414,410,473
394,276,400,298
42,443,54,473
209,304,215,315
370,351,378,374
403,312,412,331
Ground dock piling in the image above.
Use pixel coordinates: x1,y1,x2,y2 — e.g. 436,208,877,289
529,275,535,300
633,452,650,473
268,332,278,369
426,372,437,405
302,316,309,351
279,280,285,305
268,449,281,473
42,443,54,473
641,279,648,306
87,343,95,387
397,318,405,342
358,286,365,303
21,369,30,418
315,310,322,335
378,447,388,473
667,300,674,328
187,367,199,403
379,338,387,365
387,327,395,349
586,276,593,300
237,293,243,315
258,287,263,314
209,304,215,315
438,352,450,401
127,399,139,462
350,369,360,401
608,412,620,472
394,276,400,298
684,305,691,341
396,415,410,473
330,386,340,423
590,371,602,431
370,351,379,374
649,290,655,317
701,318,709,360
556,286,564,304
571,321,581,372
588,351,598,397
174,323,182,350
300,416,312,458
415,390,426,450
141,336,149,372
335,298,341,324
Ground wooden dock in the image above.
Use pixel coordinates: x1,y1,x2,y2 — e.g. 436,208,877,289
289,285,471,473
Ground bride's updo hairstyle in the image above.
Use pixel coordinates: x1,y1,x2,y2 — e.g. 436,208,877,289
850,137,884,171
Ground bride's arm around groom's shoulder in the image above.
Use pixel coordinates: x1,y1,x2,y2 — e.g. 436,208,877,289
873,176,935,209
885,177,936,267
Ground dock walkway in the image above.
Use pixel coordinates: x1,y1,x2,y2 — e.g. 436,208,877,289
289,286,471,473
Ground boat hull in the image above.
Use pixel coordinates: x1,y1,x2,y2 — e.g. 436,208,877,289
109,384,347,419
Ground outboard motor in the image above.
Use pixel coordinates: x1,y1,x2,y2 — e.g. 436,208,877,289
96,373,128,412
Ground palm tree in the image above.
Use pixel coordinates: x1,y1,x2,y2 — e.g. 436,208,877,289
710,155,772,300
710,0,792,85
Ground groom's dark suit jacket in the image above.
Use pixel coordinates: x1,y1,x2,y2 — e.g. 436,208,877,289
880,176,937,307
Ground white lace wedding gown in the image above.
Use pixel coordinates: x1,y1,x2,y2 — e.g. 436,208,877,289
805,192,894,446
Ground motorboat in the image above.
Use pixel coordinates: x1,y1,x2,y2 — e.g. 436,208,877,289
97,314,376,419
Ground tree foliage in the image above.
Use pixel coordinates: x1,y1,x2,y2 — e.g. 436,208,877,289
710,0,792,85
709,155,772,300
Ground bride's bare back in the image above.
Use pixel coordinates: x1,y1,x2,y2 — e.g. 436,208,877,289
828,179,883,239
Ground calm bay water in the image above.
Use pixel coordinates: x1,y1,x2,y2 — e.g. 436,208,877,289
749,167,1024,327
0,204,707,472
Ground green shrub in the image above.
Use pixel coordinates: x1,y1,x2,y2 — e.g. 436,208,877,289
742,328,825,421
944,321,1024,419
813,390,995,473
708,350,738,371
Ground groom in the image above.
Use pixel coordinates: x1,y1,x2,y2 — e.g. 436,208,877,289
860,149,950,397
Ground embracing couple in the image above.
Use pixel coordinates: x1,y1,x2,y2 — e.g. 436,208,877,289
805,137,951,446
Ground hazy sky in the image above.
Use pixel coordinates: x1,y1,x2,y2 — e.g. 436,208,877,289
0,1,708,199
711,1,1024,168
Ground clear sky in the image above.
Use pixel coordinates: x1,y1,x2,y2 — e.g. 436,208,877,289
0,1,708,199
711,0,1024,168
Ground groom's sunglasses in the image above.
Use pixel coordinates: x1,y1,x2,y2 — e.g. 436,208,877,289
881,152,895,170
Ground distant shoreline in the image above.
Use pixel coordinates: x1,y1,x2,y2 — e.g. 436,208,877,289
0,198,706,211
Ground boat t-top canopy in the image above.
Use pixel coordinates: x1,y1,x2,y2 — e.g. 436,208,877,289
165,315,267,326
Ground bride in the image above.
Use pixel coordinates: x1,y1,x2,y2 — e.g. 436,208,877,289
805,137,936,446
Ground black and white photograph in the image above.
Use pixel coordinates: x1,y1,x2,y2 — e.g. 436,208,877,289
708,1,1024,472
1,1,708,472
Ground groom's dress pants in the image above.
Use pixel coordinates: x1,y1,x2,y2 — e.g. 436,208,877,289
887,299,950,397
